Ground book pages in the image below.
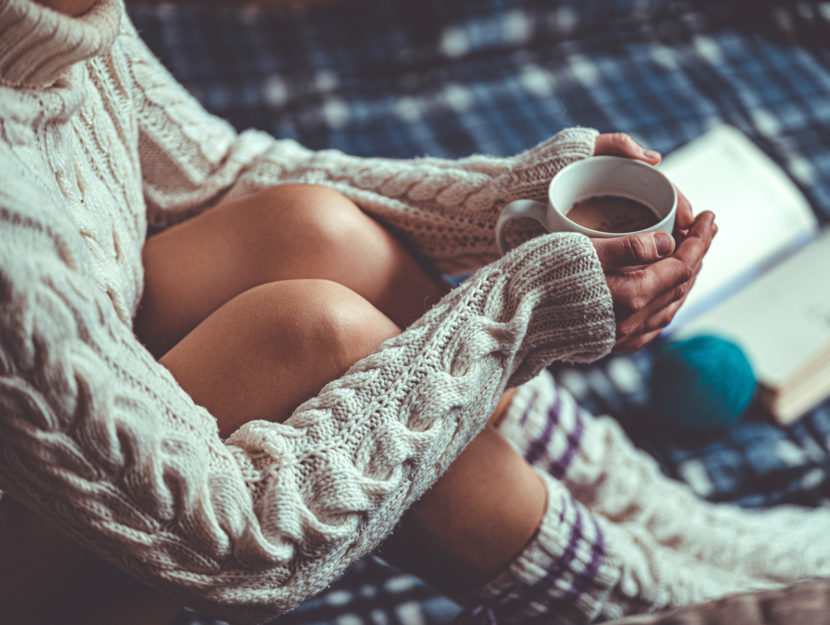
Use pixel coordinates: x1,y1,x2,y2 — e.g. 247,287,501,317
659,124,818,328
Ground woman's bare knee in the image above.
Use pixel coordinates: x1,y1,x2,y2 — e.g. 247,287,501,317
243,278,401,376
137,184,447,356
241,183,373,273
239,184,449,327
160,279,400,437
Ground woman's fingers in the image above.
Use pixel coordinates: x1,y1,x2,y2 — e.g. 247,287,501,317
666,210,716,266
644,293,688,332
606,211,716,352
675,187,695,230
614,276,692,335
625,211,714,293
592,231,675,270
594,132,661,165
615,293,687,353
638,211,714,297
613,328,664,353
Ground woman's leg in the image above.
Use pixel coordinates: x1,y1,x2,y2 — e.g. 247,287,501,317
134,182,542,583
153,282,756,622
130,184,829,622
0,277,545,625
495,370,830,582
136,183,545,588
155,280,546,583
159,278,401,436
153,288,771,624
135,183,450,357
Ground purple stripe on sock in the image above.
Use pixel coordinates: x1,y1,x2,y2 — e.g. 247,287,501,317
473,493,575,616
548,406,585,480
523,391,562,466
490,495,585,617
523,511,609,625
549,516,608,617
457,497,609,625
521,501,586,609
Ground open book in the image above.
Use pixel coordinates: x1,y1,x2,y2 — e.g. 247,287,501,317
660,125,826,424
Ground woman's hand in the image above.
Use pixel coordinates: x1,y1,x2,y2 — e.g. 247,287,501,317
594,132,662,165
594,132,695,232
592,211,717,352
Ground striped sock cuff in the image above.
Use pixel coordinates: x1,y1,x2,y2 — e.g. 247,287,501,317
498,370,588,480
467,471,622,625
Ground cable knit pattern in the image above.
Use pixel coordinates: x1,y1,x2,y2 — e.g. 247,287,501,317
0,0,120,88
0,1,615,622
124,18,595,275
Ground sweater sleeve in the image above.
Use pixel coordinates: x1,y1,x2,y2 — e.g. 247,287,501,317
0,164,615,623
122,22,597,275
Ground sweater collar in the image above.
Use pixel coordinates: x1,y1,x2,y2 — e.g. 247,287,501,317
0,0,122,88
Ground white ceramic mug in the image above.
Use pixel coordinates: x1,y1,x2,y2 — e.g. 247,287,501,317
496,156,677,254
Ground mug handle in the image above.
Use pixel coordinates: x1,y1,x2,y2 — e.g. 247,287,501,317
495,200,549,255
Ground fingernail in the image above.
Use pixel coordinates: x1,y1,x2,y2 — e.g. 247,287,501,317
655,232,673,256
643,148,660,160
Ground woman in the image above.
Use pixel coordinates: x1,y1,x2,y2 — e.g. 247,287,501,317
2,1,827,624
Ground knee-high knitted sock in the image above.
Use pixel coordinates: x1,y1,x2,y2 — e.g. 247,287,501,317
496,370,830,584
458,469,768,625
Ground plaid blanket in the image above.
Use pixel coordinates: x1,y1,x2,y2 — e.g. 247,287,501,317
128,1,830,623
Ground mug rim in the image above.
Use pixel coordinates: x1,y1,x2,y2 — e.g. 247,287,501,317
548,155,678,237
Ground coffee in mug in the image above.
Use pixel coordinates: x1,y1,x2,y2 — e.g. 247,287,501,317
566,194,660,234
495,156,677,254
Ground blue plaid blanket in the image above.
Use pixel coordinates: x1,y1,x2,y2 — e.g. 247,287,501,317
128,1,830,623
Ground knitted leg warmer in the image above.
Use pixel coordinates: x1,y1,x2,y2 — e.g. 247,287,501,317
496,370,830,584
458,470,765,625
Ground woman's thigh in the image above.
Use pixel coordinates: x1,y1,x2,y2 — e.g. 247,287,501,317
160,278,400,436
135,184,449,357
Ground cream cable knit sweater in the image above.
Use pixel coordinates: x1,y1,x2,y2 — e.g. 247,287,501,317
0,0,616,622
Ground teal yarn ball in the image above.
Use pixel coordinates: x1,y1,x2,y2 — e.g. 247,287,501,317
648,334,756,431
